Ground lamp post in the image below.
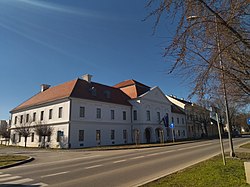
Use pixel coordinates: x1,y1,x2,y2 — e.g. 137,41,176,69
187,15,235,157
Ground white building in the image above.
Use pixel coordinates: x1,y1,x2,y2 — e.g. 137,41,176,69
9,75,188,148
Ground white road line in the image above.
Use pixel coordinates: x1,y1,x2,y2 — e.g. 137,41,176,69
85,164,103,169
130,156,145,160
113,159,126,164
147,153,161,157
0,176,21,182
32,182,48,187
177,143,213,151
16,155,101,168
41,171,69,178
0,174,11,178
2,178,33,184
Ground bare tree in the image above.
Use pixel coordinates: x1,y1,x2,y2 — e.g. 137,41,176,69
14,114,33,147
0,122,10,145
145,0,249,100
34,122,53,148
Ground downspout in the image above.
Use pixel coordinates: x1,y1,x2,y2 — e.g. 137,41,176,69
68,98,72,149
130,105,133,143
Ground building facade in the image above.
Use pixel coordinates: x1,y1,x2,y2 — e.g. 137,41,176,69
9,75,189,148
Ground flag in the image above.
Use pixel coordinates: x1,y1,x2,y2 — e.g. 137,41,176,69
163,113,169,127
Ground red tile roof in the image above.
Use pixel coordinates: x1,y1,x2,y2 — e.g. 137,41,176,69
114,79,150,99
11,79,131,112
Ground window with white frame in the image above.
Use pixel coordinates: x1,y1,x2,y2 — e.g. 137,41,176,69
14,116,17,124
182,118,184,124
33,112,36,122
40,111,44,121
20,115,23,124
111,130,115,140
79,130,84,141
123,130,127,140
96,130,101,141
31,133,34,142
157,112,160,122
26,114,29,123
146,110,151,121
80,107,85,118
133,110,137,121
111,110,115,120
97,108,101,119
58,107,63,118
123,111,126,120
177,117,179,124
49,109,53,120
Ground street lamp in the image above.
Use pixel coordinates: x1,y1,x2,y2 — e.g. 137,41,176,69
186,15,235,157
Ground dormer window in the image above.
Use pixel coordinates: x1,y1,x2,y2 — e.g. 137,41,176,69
90,87,97,96
104,90,111,99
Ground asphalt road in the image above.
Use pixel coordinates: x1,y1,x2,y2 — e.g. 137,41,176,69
1,137,249,187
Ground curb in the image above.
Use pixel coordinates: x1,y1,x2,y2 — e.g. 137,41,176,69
0,157,34,169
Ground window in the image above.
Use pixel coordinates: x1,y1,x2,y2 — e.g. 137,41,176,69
57,131,64,142
171,117,174,123
79,130,84,141
123,111,126,120
133,110,137,121
96,108,101,119
182,130,186,136
26,114,29,123
19,133,21,142
146,111,150,121
31,133,34,142
96,130,101,141
33,112,36,122
111,130,115,140
47,135,51,142
177,118,179,124
182,118,184,124
104,90,111,99
49,109,53,120
20,115,23,124
80,107,85,118
123,130,127,139
111,110,115,120
58,107,63,118
40,111,44,121
157,112,161,122
178,130,180,136
14,116,17,124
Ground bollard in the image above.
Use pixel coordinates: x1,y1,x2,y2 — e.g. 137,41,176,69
244,162,250,184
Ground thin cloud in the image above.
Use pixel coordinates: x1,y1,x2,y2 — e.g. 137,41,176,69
18,0,112,20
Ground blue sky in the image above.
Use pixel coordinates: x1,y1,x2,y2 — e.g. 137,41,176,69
0,0,192,120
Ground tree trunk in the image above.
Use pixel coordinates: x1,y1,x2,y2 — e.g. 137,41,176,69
24,137,27,147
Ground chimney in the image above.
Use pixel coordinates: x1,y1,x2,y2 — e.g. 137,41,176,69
82,74,93,83
41,84,51,92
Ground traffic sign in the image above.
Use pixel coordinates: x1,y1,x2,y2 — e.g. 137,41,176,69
170,123,174,129
247,118,250,125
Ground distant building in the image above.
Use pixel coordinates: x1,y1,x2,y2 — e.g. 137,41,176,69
166,96,217,138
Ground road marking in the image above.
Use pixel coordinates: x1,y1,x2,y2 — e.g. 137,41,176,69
177,143,213,151
147,153,161,156
113,159,127,164
41,171,69,178
130,156,145,160
32,182,48,187
2,178,33,184
0,174,11,178
0,176,21,182
16,155,101,168
85,164,103,169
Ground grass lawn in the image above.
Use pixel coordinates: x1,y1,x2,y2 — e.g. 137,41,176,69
142,152,250,187
241,143,250,149
0,155,29,167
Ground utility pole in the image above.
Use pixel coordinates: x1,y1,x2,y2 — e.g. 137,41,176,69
215,17,235,157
